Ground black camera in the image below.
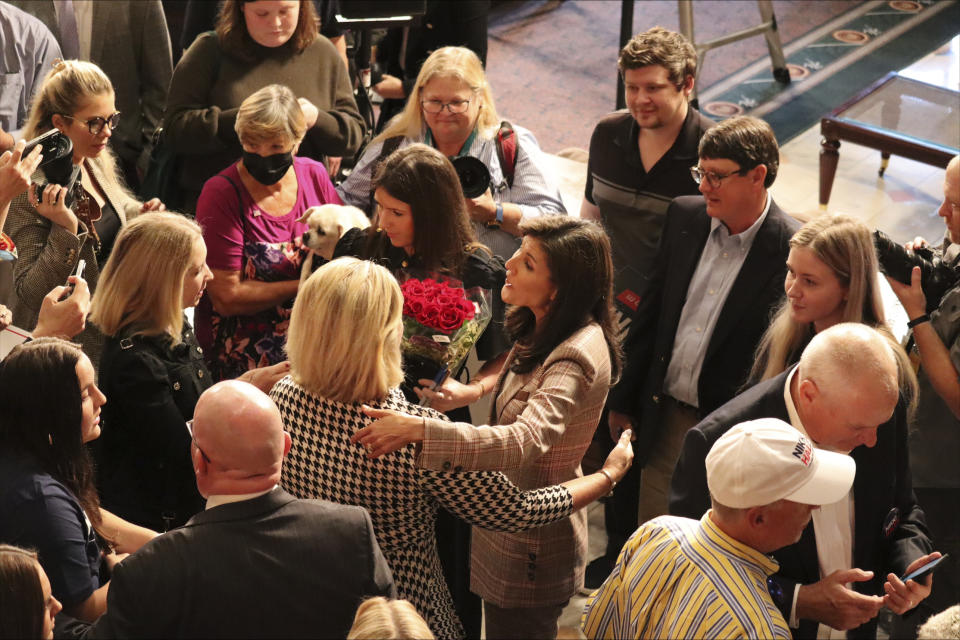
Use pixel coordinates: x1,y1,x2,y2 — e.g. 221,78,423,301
452,156,490,199
23,130,80,208
873,229,959,312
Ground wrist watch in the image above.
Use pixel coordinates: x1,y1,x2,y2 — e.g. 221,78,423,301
487,203,504,229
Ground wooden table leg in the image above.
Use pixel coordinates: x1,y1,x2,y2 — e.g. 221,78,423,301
880,152,891,177
820,136,841,208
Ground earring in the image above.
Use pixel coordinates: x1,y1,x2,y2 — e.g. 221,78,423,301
48,434,53,446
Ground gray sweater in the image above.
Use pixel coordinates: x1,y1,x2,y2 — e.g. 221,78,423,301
164,32,364,210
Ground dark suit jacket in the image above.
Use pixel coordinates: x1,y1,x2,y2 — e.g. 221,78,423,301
9,0,172,170
669,371,933,639
86,488,396,639
607,195,799,466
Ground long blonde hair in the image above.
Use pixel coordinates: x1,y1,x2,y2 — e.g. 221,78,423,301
90,213,203,342
374,46,501,145
22,59,125,191
752,215,884,382
286,258,404,403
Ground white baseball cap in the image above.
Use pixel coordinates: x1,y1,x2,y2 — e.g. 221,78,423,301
706,418,856,509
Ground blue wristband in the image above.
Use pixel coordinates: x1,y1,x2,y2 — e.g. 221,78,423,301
495,202,504,224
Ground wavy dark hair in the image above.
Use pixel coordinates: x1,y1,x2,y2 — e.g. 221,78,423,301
0,339,104,535
216,0,319,62
0,545,43,640
370,144,487,276
505,218,623,380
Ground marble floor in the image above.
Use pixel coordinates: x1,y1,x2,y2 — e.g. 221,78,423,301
544,34,959,640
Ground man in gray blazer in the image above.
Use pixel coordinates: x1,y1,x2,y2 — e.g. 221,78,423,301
86,380,396,639
10,0,172,187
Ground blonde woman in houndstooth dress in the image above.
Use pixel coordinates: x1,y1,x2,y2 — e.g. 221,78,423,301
270,258,632,639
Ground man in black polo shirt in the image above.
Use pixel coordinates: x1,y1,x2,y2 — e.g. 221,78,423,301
581,26,714,589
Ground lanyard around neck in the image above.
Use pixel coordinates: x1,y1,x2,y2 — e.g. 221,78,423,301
425,127,478,159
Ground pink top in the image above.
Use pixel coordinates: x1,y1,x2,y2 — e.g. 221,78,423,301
196,156,341,271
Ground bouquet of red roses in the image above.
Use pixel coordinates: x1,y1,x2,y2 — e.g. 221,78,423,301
398,271,492,378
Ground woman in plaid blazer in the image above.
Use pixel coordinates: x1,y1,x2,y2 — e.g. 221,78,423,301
273,257,632,639
357,216,623,638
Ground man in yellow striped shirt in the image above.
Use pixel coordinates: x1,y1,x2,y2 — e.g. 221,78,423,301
582,419,855,639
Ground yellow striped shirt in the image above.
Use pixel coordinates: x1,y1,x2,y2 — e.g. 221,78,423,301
581,512,792,639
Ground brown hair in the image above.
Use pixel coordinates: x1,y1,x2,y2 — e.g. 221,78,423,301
505,217,623,380
216,0,318,62
0,339,106,537
0,546,43,640
699,115,779,188
618,27,697,88
370,144,483,276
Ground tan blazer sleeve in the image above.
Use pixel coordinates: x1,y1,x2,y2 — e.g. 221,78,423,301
418,329,608,473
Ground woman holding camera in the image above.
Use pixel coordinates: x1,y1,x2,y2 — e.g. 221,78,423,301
337,46,564,261
0,339,157,625
89,213,288,532
271,257,633,639
164,0,362,213
3,60,164,367
353,216,622,639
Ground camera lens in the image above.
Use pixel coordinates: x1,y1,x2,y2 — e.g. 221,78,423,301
452,156,490,199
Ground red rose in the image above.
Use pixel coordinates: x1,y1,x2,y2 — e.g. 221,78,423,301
437,307,465,332
402,280,426,297
419,302,442,328
458,299,476,320
407,298,425,317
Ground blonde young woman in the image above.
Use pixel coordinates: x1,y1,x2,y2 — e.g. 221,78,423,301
750,214,915,395
270,257,633,639
3,60,164,367
89,213,287,532
337,46,565,260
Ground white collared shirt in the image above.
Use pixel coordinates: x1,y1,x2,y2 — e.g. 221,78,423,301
205,485,278,511
783,366,855,639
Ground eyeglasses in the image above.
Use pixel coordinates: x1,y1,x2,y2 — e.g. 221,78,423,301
60,112,121,135
420,99,472,114
186,419,211,464
690,165,748,189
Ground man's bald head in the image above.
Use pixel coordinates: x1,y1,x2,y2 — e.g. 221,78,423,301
794,323,900,451
192,381,290,496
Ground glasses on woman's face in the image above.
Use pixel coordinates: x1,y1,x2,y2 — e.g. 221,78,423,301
420,99,472,114
60,112,121,135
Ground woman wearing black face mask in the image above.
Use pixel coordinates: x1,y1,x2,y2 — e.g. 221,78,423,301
194,84,343,381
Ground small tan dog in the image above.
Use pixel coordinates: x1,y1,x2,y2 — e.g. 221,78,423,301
298,204,370,283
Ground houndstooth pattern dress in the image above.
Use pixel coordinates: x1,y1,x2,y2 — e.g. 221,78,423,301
271,378,574,639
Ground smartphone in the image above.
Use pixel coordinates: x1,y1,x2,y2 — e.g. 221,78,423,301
59,259,85,301
900,554,949,583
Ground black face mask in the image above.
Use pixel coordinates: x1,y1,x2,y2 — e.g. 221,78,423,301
242,150,293,185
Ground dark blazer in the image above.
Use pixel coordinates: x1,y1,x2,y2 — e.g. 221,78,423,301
86,488,396,639
607,195,799,466
669,371,933,639
8,0,172,171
